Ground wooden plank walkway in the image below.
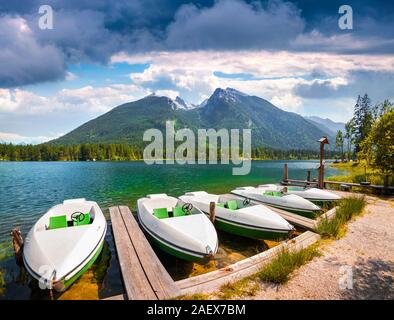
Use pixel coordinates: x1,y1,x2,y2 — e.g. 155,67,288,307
109,206,181,300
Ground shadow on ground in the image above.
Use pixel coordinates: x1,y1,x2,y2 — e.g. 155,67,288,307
341,257,394,300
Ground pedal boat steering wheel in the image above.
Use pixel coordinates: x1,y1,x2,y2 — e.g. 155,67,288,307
182,203,193,214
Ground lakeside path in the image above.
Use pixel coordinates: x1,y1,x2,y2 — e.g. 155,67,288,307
249,193,394,300
60,192,393,300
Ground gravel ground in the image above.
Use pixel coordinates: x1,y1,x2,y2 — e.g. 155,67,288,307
250,195,394,300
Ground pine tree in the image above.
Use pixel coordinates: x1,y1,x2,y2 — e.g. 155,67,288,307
353,94,373,154
335,130,344,162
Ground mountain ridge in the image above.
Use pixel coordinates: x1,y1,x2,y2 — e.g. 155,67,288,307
51,88,332,150
304,116,346,136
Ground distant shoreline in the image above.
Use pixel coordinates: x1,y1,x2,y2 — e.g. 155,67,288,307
0,158,336,163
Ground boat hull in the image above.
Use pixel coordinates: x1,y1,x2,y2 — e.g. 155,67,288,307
139,219,214,263
24,232,106,293
214,216,291,241
54,241,104,292
264,203,319,219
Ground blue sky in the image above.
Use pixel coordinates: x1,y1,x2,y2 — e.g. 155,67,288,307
0,0,393,143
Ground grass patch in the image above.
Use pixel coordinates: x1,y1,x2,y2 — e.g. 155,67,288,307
218,277,259,300
0,242,13,262
329,161,391,187
316,196,366,239
0,270,5,297
257,244,321,285
175,293,211,300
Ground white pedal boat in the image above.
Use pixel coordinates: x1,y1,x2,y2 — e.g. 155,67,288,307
23,199,107,292
231,186,321,218
179,192,294,240
259,184,342,203
137,194,218,263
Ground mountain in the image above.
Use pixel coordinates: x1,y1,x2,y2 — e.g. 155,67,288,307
305,116,346,136
197,88,329,149
52,88,330,150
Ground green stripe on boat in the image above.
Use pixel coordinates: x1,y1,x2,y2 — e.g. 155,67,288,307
147,232,206,263
62,241,104,290
214,218,290,241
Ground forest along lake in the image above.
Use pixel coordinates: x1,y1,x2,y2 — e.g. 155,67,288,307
0,160,344,300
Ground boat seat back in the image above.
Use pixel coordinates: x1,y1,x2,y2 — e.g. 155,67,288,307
173,207,185,217
227,200,238,210
147,194,168,199
184,191,208,197
49,215,68,230
73,213,91,226
264,191,282,197
153,208,169,219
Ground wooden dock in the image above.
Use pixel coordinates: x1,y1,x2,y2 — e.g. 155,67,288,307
109,206,180,300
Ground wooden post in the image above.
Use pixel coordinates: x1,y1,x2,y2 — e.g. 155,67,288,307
284,163,288,182
307,170,311,182
209,202,216,223
11,228,24,265
318,137,329,189
319,149,325,189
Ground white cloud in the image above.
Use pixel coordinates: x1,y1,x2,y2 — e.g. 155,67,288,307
65,72,78,81
111,50,394,116
0,88,50,113
0,84,149,115
3,49,394,138
154,90,180,100
0,132,61,144
271,94,303,113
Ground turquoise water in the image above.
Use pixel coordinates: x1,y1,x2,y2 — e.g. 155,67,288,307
0,160,341,299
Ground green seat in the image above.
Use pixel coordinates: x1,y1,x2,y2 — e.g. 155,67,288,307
216,203,225,208
227,200,238,210
264,191,274,196
49,215,68,230
273,191,283,197
73,213,91,226
173,207,185,217
153,208,169,219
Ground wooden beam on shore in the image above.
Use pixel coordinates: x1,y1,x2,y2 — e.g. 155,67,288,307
280,179,318,187
175,231,320,296
109,206,180,300
266,205,317,231
324,180,394,192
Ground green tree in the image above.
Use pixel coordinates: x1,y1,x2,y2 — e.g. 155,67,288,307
353,94,373,154
345,119,355,160
372,99,393,119
359,110,394,177
335,130,344,162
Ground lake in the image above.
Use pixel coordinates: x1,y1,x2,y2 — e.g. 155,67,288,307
0,160,343,299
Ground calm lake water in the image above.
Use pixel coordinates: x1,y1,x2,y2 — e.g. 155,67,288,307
0,160,342,300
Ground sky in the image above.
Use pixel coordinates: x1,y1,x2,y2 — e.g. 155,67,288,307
0,0,393,144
